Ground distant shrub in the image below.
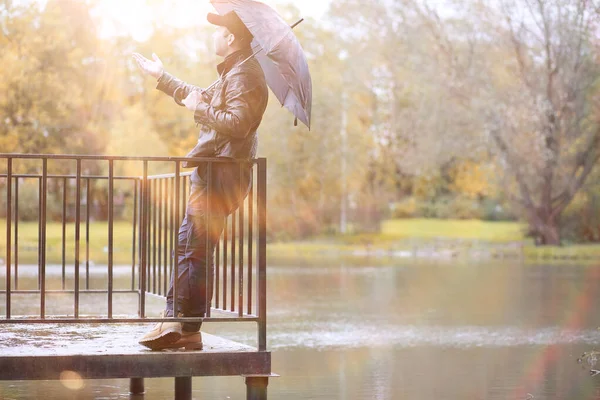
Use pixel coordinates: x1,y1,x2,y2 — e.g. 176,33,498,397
480,199,518,221
390,198,418,218
445,196,483,220
401,195,482,219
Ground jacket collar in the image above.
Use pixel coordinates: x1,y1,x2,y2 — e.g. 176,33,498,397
217,47,253,76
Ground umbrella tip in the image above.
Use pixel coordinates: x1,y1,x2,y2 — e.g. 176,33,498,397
294,117,298,127
291,18,304,29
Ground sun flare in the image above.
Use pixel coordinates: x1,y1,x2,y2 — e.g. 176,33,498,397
88,0,327,41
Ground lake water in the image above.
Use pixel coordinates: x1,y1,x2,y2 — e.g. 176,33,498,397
1,258,600,399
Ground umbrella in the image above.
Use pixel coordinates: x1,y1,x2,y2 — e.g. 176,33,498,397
210,0,312,129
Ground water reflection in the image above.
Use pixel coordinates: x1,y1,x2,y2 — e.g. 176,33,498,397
1,259,600,399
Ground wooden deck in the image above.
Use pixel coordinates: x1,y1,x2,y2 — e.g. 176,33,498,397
0,324,270,380
0,154,273,399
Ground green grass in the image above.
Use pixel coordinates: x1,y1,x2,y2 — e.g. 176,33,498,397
0,219,136,265
380,218,527,242
522,244,600,262
267,219,529,258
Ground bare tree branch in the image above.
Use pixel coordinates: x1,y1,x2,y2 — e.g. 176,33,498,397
489,124,537,210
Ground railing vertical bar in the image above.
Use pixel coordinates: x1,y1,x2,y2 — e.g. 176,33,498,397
163,179,169,296
146,180,152,295
108,160,114,318
158,178,163,296
13,174,19,291
132,179,138,291
215,234,220,309
173,162,181,317
168,177,174,296
152,179,157,295
61,177,67,290
138,178,143,293
40,158,47,319
223,215,228,311
86,178,91,290
37,177,42,290
238,162,244,317
5,157,12,318
181,177,187,222
139,161,148,318
230,211,236,312
247,167,254,315
205,161,212,318
257,158,267,351
74,159,82,318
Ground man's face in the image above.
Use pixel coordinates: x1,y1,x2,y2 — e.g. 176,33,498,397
213,26,233,57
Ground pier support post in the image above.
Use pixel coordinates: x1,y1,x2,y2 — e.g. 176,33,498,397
129,378,144,395
175,376,192,400
245,376,269,400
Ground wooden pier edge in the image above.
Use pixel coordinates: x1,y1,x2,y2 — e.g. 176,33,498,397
0,327,274,399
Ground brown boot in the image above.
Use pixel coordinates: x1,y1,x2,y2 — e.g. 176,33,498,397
139,312,182,351
162,331,203,350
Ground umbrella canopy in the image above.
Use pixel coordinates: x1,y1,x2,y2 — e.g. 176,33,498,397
210,0,312,129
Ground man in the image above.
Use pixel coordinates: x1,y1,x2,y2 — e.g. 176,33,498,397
133,11,268,350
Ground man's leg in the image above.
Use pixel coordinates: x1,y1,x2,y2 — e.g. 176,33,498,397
138,213,194,350
139,164,234,350
139,208,224,349
166,210,225,331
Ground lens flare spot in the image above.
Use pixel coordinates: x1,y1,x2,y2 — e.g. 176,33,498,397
59,370,84,390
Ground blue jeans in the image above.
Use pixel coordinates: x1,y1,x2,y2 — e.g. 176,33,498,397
166,162,251,332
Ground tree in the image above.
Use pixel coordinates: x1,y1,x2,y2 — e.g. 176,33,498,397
416,0,600,244
0,0,109,157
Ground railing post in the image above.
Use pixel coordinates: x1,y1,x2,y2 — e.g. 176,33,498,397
231,205,236,312
5,157,12,319
139,161,148,318
132,179,138,291
173,161,181,316
14,173,19,291
74,159,81,318
108,159,114,318
40,158,47,318
37,177,41,290
85,178,91,290
247,167,254,315
158,178,163,295
205,161,212,318
238,162,245,317
223,214,228,311
152,178,157,294
257,158,267,351
168,177,174,296
61,177,67,290
163,178,169,296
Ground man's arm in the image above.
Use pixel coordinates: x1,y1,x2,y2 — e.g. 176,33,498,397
132,52,210,106
192,70,268,138
156,73,207,106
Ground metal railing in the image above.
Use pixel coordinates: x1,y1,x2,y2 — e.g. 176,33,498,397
0,154,268,350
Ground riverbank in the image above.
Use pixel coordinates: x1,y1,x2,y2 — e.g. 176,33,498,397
1,219,599,264
268,219,600,264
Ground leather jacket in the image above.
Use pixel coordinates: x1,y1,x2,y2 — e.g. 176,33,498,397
156,48,268,166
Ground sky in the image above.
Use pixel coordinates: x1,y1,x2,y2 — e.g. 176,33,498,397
90,0,333,41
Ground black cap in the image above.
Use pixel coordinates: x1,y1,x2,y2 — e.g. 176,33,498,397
207,11,253,42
